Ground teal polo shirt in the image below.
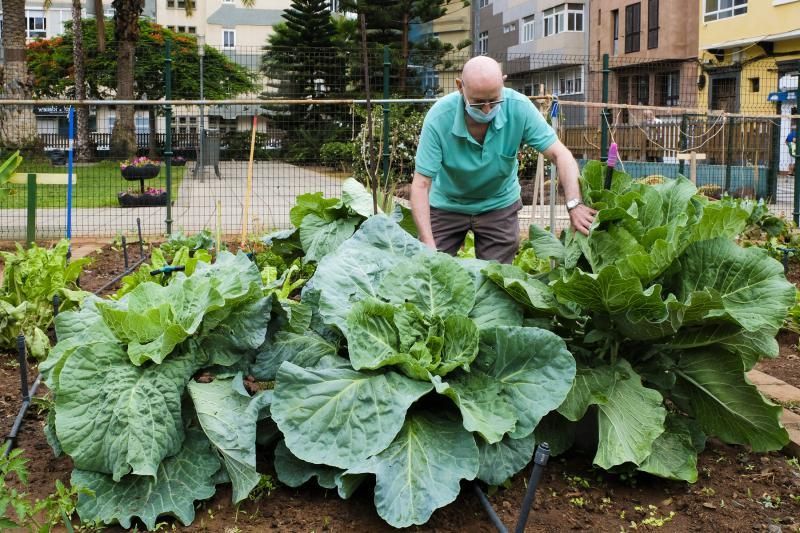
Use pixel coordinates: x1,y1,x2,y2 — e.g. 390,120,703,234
414,87,557,215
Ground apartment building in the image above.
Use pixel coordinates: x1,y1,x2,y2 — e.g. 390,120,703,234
697,0,800,172
474,0,590,125
590,0,699,124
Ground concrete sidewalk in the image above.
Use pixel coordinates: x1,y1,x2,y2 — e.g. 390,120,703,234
748,369,800,458
0,161,347,241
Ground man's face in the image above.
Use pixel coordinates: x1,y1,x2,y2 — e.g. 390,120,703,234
458,79,504,113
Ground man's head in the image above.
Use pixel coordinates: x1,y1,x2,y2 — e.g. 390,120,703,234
456,56,506,114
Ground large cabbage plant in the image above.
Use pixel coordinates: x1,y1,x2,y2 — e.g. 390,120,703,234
258,216,577,527
487,162,794,482
40,252,274,529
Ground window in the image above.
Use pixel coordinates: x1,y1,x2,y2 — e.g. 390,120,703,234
544,4,583,37
503,22,516,34
167,0,196,7
647,0,658,49
557,67,583,95
749,77,760,92
478,0,490,7
26,10,46,39
657,71,679,106
477,31,488,55
223,29,236,49
634,74,649,105
532,67,583,96
624,3,641,53
522,15,535,42
135,116,149,135
611,9,619,55
704,0,747,22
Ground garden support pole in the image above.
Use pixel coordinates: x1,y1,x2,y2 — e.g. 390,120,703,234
600,54,610,163
164,38,174,235
66,106,74,241
678,114,688,177
26,173,36,246
381,45,391,199
794,84,800,225
725,116,734,194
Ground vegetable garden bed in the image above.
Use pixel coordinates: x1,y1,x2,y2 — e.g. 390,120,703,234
3,173,800,531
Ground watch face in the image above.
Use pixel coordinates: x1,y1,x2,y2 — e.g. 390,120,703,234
566,199,580,210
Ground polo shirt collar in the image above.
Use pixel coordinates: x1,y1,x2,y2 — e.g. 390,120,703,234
450,89,508,138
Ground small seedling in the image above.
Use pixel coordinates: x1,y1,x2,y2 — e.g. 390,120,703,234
248,474,277,502
569,497,586,507
758,494,781,509
699,487,716,497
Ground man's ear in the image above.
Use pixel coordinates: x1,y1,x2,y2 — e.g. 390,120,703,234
502,74,508,81
455,78,463,91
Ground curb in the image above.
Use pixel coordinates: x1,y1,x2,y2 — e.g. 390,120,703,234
748,369,800,458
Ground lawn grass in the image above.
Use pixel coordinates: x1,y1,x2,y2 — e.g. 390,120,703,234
0,160,185,209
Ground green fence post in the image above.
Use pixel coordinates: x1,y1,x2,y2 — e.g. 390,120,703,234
26,173,36,246
381,45,391,201
794,84,800,225
600,54,610,162
768,117,780,201
164,38,174,235
725,116,735,193
678,114,689,177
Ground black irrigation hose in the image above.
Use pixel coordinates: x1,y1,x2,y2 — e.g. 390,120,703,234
473,484,508,533
474,442,551,533
4,223,147,457
3,337,42,458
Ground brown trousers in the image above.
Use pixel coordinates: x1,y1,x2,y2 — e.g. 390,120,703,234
430,199,522,264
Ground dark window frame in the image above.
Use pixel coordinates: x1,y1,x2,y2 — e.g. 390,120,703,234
624,3,641,54
647,0,659,50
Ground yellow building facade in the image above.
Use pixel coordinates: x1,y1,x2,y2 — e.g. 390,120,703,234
697,0,800,172
697,0,799,114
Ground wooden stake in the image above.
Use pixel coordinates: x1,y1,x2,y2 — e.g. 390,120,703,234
677,151,706,185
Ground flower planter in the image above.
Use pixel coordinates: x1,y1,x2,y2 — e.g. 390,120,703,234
172,159,187,167
121,164,161,193
117,191,168,208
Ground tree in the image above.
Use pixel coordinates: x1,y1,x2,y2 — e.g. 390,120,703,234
27,20,256,100
108,0,144,158
261,0,346,160
72,0,92,162
0,0,39,148
338,0,465,95
27,19,257,156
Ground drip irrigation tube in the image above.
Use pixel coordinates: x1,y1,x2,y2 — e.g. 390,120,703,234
3,337,42,458
474,442,551,533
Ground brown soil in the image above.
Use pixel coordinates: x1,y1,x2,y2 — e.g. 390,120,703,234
3,244,800,532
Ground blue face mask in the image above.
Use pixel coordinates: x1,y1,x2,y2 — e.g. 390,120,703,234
464,95,502,124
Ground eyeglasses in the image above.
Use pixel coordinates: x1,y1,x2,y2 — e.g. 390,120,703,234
464,95,504,109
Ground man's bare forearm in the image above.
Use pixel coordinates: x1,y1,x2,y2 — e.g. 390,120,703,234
410,172,436,249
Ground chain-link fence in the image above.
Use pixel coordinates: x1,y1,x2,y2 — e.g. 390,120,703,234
1,45,797,241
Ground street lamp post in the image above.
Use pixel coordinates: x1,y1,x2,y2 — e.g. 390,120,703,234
197,34,205,179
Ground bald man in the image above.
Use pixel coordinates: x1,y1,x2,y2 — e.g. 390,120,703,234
411,56,596,263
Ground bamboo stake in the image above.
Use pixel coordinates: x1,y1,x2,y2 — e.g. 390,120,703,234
241,115,257,248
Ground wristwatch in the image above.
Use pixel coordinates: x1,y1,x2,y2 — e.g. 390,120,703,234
566,198,583,211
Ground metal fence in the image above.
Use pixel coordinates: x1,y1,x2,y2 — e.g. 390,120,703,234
0,45,797,241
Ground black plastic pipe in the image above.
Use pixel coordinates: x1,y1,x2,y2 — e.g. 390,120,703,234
122,235,129,270
473,484,508,533
3,336,42,458
514,443,551,533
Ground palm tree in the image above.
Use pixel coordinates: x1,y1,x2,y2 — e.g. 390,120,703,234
72,0,92,162
107,0,255,158
0,0,38,147
108,0,144,158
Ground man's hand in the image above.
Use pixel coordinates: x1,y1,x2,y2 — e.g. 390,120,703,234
569,203,597,236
